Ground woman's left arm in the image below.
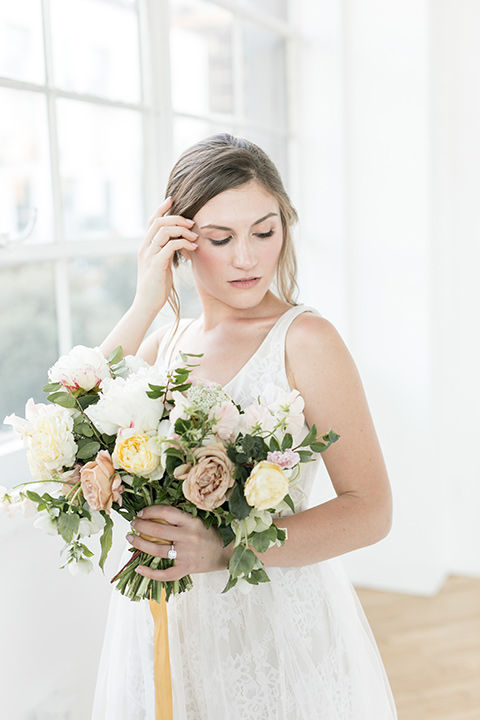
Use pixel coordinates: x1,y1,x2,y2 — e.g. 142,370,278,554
260,313,392,567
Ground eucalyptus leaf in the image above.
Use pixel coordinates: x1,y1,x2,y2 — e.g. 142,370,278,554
76,441,101,460
47,392,76,409
107,346,123,365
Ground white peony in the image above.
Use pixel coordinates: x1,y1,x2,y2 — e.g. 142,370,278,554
239,404,277,435
4,399,77,481
258,383,305,437
85,367,166,435
48,345,111,392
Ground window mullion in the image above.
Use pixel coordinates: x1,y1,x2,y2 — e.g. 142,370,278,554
42,0,72,353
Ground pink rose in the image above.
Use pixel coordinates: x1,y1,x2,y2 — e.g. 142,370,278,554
174,443,235,511
80,450,124,514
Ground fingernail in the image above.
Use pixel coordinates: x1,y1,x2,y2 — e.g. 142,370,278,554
137,509,144,517
126,533,133,543
135,567,144,575
186,218,195,225
190,243,198,248
191,232,199,238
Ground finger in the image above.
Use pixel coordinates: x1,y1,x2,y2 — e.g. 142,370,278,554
147,196,173,229
136,564,186,582
149,225,198,250
131,517,184,543
138,504,194,526
126,532,174,558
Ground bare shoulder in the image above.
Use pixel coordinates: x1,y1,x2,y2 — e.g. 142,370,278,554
286,312,353,372
285,312,364,426
137,322,174,365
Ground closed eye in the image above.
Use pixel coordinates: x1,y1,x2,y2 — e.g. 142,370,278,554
257,229,274,239
209,236,232,246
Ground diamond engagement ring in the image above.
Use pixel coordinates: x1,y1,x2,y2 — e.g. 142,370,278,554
168,544,177,561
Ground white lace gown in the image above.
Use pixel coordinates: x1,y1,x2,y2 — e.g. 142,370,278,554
92,305,397,720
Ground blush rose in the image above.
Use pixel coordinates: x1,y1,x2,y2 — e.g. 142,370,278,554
174,443,235,511
80,450,124,514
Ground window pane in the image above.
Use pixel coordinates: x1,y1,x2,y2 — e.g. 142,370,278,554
240,128,288,181
0,88,54,245
0,0,45,84
69,255,137,347
0,263,58,439
57,99,144,240
173,116,234,161
242,23,287,129
170,0,234,116
240,0,289,20
50,0,141,103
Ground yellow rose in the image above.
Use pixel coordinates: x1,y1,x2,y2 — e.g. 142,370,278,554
244,461,289,510
112,429,162,478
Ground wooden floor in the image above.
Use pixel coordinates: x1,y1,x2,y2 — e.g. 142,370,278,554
356,576,480,720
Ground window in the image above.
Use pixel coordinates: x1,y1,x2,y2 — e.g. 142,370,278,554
0,0,294,446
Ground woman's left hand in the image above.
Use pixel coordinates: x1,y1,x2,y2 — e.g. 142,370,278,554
127,505,232,581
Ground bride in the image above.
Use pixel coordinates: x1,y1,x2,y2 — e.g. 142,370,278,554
93,133,397,719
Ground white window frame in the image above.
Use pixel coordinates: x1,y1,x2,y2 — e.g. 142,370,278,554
0,0,298,464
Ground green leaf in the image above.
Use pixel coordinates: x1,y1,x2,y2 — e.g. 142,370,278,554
218,523,236,547
48,391,76,408
77,394,99,410
76,441,101,460
283,493,295,513
297,450,313,463
74,421,94,437
99,514,114,572
251,530,272,554
228,546,257,578
269,436,280,452
221,574,239,593
281,433,293,451
297,424,317,448
25,490,43,504
249,567,270,584
43,382,62,393
228,485,252,519
57,512,80,543
170,383,191,393
107,346,123,365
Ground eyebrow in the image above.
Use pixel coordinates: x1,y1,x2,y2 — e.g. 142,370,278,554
199,212,278,231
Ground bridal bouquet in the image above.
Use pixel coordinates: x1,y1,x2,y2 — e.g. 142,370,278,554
1,345,339,602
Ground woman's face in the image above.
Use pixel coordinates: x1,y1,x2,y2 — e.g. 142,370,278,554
189,181,283,312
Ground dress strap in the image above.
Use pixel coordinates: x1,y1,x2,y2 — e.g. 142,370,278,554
154,318,195,370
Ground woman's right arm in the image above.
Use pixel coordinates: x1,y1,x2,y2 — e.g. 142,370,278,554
99,197,198,359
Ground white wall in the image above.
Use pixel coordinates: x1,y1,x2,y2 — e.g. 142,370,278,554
297,0,480,595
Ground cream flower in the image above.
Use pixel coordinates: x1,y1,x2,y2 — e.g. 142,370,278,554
244,461,289,510
4,399,77,481
208,400,241,440
112,428,164,479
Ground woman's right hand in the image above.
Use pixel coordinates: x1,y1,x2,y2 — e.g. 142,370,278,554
133,196,198,314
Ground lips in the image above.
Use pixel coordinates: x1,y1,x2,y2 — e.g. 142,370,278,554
229,277,261,289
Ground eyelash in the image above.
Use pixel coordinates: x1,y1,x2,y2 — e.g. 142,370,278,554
209,229,274,246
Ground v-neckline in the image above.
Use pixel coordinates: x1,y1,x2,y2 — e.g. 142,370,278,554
167,306,298,389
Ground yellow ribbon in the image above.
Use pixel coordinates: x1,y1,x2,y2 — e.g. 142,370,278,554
149,588,173,720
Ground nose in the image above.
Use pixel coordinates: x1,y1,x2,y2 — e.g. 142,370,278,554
232,237,257,270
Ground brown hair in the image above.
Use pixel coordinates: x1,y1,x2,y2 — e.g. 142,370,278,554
165,133,298,321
